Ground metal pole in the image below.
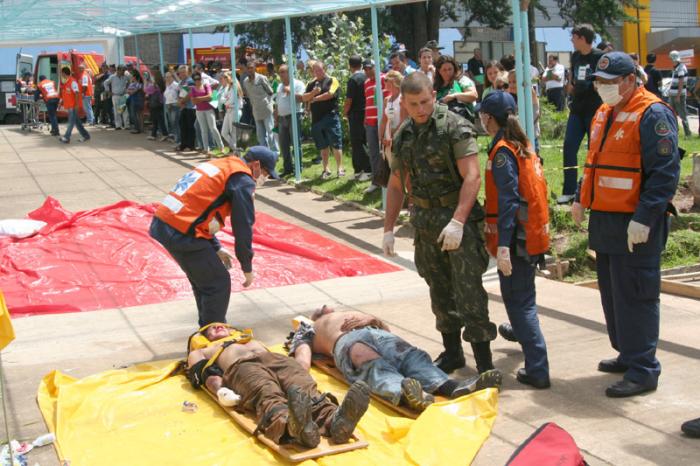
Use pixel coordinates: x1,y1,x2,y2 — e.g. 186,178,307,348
158,32,165,75
519,1,536,143
228,24,239,126
371,5,385,210
117,36,125,65
511,0,526,131
188,28,195,67
286,16,302,182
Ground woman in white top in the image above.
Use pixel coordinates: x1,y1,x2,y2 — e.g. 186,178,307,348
379,70,407,166
163,71,181,144
221,72,244,150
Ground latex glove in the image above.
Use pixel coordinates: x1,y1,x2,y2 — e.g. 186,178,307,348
382,231,396,257
217,248,233,269
217,387,241,407
437,218,464,251
242,271,254,288
497,247,513,276
627,220,650,253
571,202,585,227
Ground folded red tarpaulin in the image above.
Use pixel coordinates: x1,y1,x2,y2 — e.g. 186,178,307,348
0,197,399,317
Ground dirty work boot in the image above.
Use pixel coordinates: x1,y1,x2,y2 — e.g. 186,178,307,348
286,385,320,448
437,369,503,399
401,378,435,412
329,380,371,444
471,342,495,374
434,332,465,374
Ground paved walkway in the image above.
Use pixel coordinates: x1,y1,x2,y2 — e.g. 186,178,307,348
1,126,699,465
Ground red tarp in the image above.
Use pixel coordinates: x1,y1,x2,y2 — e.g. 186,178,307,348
0,198,399,317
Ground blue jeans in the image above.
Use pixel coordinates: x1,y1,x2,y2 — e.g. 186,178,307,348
333,328,448,405
364,124,380,179
45,98,59,134
166,104,181,143
562,111,593,195
82,95,94,124
499,255,549,380
255,114,276,150
63,107,90,140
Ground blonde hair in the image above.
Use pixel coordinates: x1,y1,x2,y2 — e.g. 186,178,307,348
385,70,403,88
494,72,509,90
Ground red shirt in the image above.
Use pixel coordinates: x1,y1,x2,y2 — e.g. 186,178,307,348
364,74,388,126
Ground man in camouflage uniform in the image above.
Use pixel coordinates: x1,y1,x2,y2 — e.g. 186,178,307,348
382,72,496,374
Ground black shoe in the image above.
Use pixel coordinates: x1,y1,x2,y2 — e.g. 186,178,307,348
498,323,517,342
681,417,700,438
329,380,370,444
401,378,434,412
471,341,495,374
434,332,465,374
516,368,551,389
448,369,503,398
605,379,656,398
598,358,628,374
312,157,322,164
286,385,320,448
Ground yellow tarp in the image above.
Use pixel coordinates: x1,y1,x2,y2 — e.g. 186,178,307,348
0,292,15,351
38,350,498,466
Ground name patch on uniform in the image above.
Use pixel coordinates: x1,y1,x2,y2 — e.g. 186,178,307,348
494,152,507,169
654,120,671,137
657,138,673,156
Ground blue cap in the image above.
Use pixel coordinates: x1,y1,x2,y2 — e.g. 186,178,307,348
592,52,635,80
244,146,279,180
475,91,516,121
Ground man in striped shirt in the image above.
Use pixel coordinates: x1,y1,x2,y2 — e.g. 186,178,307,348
362,59,389,194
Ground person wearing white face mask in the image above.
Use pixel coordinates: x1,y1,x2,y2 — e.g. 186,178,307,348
573,51,680,398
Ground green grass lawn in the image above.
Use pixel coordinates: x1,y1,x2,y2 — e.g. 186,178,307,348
276,134,700,279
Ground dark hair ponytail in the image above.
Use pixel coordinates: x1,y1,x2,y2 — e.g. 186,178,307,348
497,113,534,158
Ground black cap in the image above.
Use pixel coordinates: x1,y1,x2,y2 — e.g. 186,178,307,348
475,91,516,121
244,146,279,180
362,59,375,69
424,40,444,50
592,52,635,79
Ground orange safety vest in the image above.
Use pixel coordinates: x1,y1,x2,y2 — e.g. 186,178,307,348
484,139,550,257
61,76,80,109
80,72,94,97
154,157,254,239
580,88,669,213
38,79,59,101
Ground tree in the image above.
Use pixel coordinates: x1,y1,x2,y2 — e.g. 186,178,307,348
552,0,640,36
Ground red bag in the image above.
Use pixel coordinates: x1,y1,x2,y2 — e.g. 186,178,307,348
506,422,587,466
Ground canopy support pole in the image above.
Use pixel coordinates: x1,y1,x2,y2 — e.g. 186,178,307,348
158,32,165,75
285,16,302,183
117,37,124,65
229,24,239,128
370,5,385,210
188,29,195,67
512,0,536,143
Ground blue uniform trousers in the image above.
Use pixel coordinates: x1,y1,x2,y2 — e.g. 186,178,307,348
499,255,549,379
149,218,231,327
596,252,661,388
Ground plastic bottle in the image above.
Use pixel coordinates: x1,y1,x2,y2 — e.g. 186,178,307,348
31,433,55,448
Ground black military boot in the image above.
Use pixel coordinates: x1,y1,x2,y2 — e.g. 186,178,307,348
434,332,465,374
471,341,494,374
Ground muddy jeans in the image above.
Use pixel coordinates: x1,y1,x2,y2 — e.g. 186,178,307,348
333,328,448,405
223,352,337,443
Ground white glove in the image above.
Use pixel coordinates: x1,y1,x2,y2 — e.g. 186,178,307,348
571,202,585,227
437,218,464,251
627,220,650,253
242,271,254,288
217,248,233,269
208,217,221,234
217,387,241,407
382,231,396,257
497,247,513,276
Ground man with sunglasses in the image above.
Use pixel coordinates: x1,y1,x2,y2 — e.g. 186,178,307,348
572,52,680,398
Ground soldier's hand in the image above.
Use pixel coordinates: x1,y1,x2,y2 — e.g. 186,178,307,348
571,202,586,227
437,218,464,251
496,247,513,276
242,271,254,288
382,231,396,256
216,248,233,269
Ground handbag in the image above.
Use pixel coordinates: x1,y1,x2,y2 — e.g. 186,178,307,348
373,145,392,188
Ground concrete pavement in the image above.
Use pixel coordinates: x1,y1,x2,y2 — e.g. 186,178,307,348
0,126,699,465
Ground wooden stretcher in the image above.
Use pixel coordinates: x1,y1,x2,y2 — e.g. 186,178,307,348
203,386,368,462
291,316,447,420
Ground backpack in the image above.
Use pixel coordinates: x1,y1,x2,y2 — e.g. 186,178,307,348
506,422,587,466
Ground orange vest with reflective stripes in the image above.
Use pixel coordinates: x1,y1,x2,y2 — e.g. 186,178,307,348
580,88,668,212
80,72,94,97
38,79,59,101
484,139,550,257
61,76,80,109
154,157,254,239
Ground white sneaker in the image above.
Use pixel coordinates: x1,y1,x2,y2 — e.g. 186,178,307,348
358,172,372,182
321,170,332,180
364,184,379,194
556,194,575,205
159,135,169,142
338,168,346,177
147,136,156,141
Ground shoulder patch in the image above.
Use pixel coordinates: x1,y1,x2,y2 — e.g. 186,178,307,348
657,138,673,156
494,152,508,169
654,120,671,137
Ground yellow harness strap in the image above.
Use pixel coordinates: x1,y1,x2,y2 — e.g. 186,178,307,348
186,323,253,372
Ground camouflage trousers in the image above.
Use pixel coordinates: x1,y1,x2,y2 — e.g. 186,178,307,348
414,220,497,343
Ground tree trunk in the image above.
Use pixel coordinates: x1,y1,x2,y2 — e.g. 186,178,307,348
270,20,285,65
528,3,538,67
427,0,441,43
392,1,441,60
